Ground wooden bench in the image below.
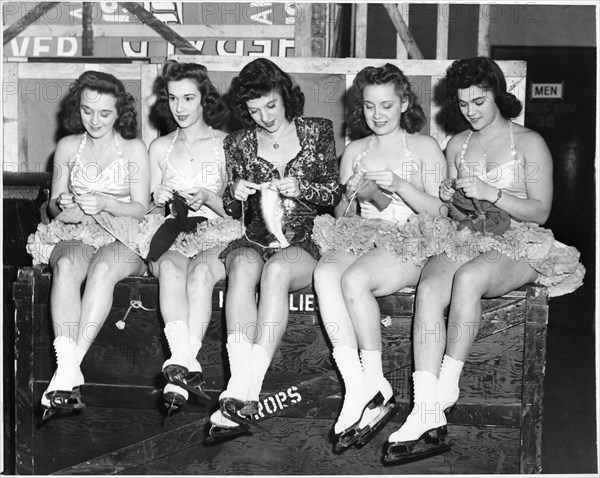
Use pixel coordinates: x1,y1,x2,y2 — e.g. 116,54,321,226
13,265,548,474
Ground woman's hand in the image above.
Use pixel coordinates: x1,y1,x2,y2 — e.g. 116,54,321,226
56,192,77,211
186,187,208,211
364,170,406,194
153,183,174,207
73,193,109,215
344,173,363,199
455,175,497,202
232,178,260,201
440,178,456,202
271,177,300,198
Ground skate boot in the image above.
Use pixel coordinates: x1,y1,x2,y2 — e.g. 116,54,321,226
162,321,211,403
218,336,256,427
383,371,452,465
244,344,271,416
162,320,192,387
353,349,398,447
205,409,251,445
163,382,188,417
40,336,86,423
330,346,384,452
437,354,464,414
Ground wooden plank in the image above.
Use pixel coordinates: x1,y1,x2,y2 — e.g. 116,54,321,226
477,4,491,57
293,3,311,57
119,2,201,55
51,415,211,475
3,62,19,172
354,3,367,58
395,3,409,59
436,4,449,59
2,2,60,44
16,62,146,80
81,2,94,56
383,3,424,59
13,268,38,475
18,24,295,40
109,418,520,475
520,285,549,473
168,55,527,79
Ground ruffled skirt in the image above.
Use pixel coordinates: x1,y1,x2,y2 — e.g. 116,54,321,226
27,208,244,264
311,213,585,297
136,214,244,259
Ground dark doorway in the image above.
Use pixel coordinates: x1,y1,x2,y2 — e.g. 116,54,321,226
493,46,597,316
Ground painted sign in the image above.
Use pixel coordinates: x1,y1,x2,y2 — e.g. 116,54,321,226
3,2,297,58
531,83,563,99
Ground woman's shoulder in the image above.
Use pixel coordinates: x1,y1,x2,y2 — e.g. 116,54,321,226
512,122,546,144
298,116,333,131
343,135,370,158
225,127,254,147
56,133,83,151
444,129,470,154
406,131,445,162
148,132,175,156
511,122,551,157
55,134,84,163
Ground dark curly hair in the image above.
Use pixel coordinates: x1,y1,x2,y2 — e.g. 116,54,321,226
62,70,138,139
153,60,228,131
349,63,426,136
227,58,304,128
445,56,522,119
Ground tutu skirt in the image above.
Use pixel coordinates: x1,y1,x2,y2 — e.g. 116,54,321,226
312,213,585,297
27,207,244,264
27,208,120,265
136,214,244,259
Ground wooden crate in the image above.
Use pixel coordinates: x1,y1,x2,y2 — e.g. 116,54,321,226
12,265,548,474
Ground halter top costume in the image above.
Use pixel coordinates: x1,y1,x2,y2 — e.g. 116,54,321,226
458,120,527,201
69,132,131,202
353,130,418,225
161,127,223,220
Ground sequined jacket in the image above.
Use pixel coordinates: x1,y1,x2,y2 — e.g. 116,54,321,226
223,117,342,252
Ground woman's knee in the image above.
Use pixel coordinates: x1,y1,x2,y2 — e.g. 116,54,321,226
452,264,487,299
261,256,292,287
340,265,371,296
51,251,85,277
313,259,341,291
187,259,222,288
154,254,186,281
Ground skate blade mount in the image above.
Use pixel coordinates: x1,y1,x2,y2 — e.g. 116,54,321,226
220,398,262,429
48,387,86,410
383,427,453,465
39,389,86,427
204,422,252,446
174,371,211,403
164,365,211,403
333,390,389,452
355,401,399,447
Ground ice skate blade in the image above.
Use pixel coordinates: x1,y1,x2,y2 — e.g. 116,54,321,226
38,404,84,427
332,390,387,452
47,387,86,410
383,427,452,465
355,401,399,447
204,423,252,445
